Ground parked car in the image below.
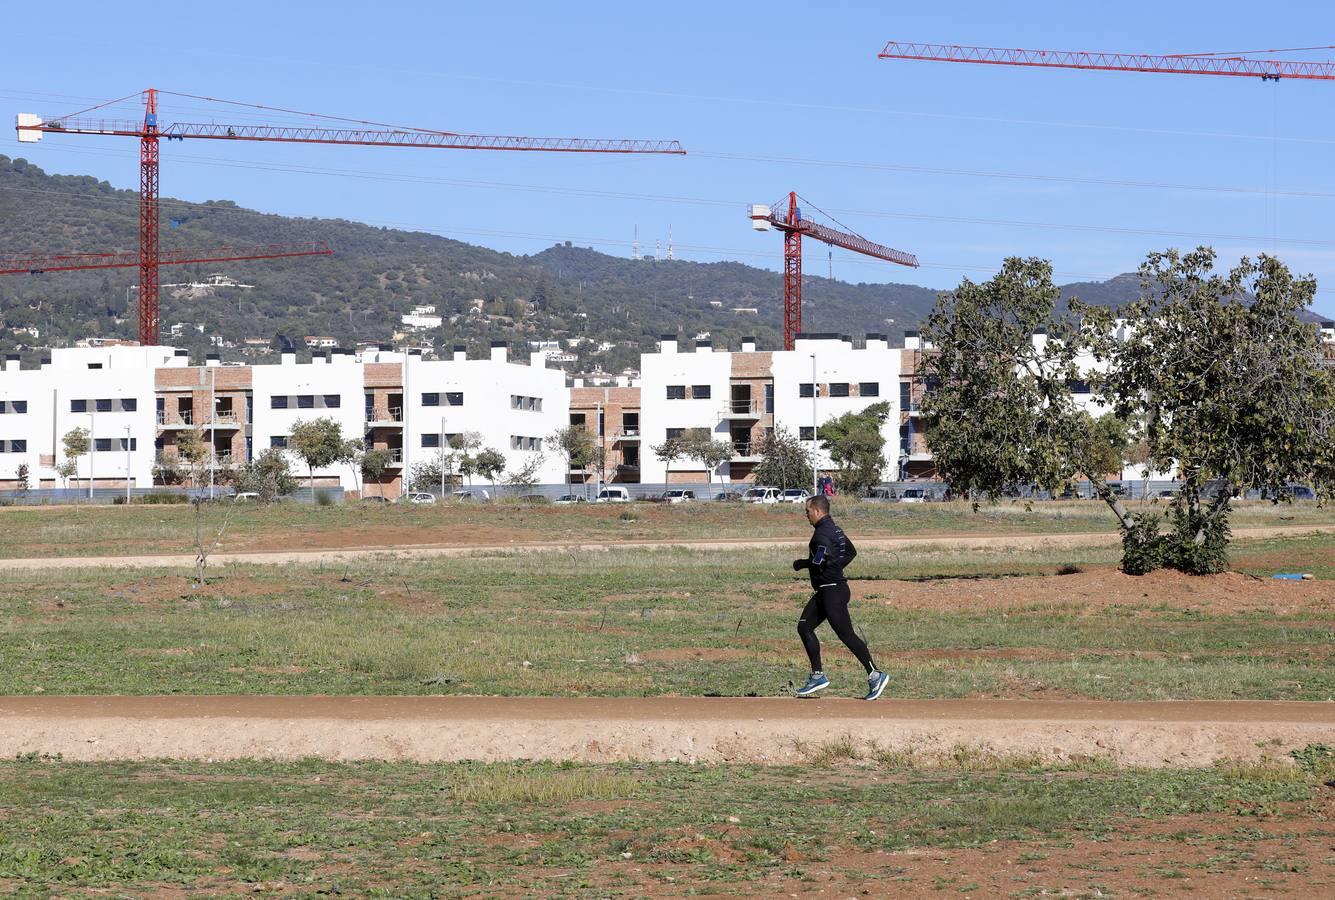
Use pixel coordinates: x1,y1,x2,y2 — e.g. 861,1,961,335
361,495,392,504
233,491,260,503
864,487,896,501
898,488,927,504
743,487,781,504
554,494,587,504
595,487,632,503
451,489,489,502
780,488,812,504
405,491,437,504
660,489,696,504
714,491,744,502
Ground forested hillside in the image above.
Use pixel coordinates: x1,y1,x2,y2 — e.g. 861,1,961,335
1,154,1200,367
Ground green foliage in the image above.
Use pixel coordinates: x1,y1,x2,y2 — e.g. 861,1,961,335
360,447,395,497
14,463,29,494
683,437,734,496
287,417,345,489
406,454,446,494
229,448,297,502
650,437,685,479
819,401,891,496
61,427,90,461
920,258,1101,504
474,448,506,487
504,451,546,492
1093,248,1335,571
1289,744,1334,779
546,425,595,484
1120,512,1166,576
753,426,813,491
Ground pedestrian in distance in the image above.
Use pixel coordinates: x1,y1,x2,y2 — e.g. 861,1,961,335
792,495,888,700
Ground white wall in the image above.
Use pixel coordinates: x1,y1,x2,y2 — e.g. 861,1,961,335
639,342,732,482
251,355,366,489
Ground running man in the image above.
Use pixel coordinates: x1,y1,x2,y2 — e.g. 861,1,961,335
792,495,889,700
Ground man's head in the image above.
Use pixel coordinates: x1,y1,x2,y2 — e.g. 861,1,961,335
805,494,829,525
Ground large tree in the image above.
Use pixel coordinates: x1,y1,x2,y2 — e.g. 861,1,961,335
684,436,735,497
287,417,346,494
546,424,596,490
819,401,892,496
919,257,1140,555
1088,249,1335,573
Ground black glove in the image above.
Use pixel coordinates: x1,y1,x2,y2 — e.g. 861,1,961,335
792,558,808,572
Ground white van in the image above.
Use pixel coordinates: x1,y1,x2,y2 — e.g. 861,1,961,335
743,487,781,504
595,487,632,503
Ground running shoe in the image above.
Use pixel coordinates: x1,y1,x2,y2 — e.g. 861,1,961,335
864,671,890,701
796,672,830,697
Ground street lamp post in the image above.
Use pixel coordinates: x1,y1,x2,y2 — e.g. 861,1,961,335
208,366,216,501
125,424,132,503
88,408,95,501
810,353,818,496
439,415,446,499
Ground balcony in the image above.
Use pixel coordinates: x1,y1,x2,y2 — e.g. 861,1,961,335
613,429,641,442
382,448,404,466
730,441,760,462
366,406,404,426
719,399,763,421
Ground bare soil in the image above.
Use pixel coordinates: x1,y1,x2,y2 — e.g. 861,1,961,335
5,696,1333,767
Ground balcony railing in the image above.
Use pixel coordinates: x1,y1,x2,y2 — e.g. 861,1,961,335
720,399,763,418
383,448,404,465
367,406,404,423
731,441,755,457
158,410,193,426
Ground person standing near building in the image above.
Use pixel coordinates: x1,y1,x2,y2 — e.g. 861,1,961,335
792,495,888,700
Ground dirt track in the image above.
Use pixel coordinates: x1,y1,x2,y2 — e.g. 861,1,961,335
0,524,1331,570
6,696,1333,767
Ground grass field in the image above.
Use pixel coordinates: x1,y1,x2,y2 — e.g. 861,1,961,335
3,753,1332,896
0,498,1331,558
6,532,1332,699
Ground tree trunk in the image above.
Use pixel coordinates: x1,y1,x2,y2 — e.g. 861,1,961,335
1089,477,1134,530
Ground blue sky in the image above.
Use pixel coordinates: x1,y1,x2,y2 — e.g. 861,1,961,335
4,0,1334,317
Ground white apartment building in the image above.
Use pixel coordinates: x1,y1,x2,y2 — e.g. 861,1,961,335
638,333,901,485
253,349,367,489
0,346,176,491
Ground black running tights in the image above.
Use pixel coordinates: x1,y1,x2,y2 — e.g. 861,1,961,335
797,583,874,674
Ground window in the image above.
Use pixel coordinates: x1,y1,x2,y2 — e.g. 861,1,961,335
513,395,542,411
71,399,87,413
666,427,685,440
297,395,315,409
122,398,138,412
900,382,911,408
117,438,137,451
421,433,440,449
87,363,103,370
765,383,774,414
691,385,711,400
830,383,850,398
0,400,26,414
323,394,341,409
96,398,113,412
860,382,879,398
5,439,26,453
270,436,288,449
800,426,815,441
445,392,464,406
528,436,540,451
271,396,288,409
570,413,587,426
421,392,440,407
94,438,112,452
511,435,522,450
511,435,540,451
799,383,814,398
1066,379,1092,394
666,385,686,400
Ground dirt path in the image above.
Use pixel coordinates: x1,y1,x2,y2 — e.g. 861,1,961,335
0,524,1330,571
6,696,1333,766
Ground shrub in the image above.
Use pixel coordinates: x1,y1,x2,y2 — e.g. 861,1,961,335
315,489,334,507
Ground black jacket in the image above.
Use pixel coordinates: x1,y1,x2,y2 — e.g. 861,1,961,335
794,516,857,588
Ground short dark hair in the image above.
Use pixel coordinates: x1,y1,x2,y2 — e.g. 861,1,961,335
806,495,830,514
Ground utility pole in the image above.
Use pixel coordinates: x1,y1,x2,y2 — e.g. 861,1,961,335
810,354,818,496
125,424,132,503
439,415,446,499
208,366,216,501
88,407,95,501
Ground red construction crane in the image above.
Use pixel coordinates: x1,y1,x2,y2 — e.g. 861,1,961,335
14,88,686,344
878,41,1335,81
750,192,918,350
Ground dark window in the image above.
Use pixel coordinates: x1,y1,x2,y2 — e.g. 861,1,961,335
623,445,639,467
666,427,685,439
297,395,315,409
860,382,879,398
765,383,774,414
570,413,586,426
691,385,711,400
270,436,288,449
94,438,112,452
87,363,102,370
900,382,911,408
118,438,137,451
445,392,464,406
271,395,289,409
421,392,440,407
121,398,137,412
70,399,87,413
899,424,910,451
830,383,850,398
666,385,686,400
1066,379,1092,394
421,433,440,449
799,383,814,398
12,439,26,453
799,426,815,441
96,398,113,412
323,394,341,409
